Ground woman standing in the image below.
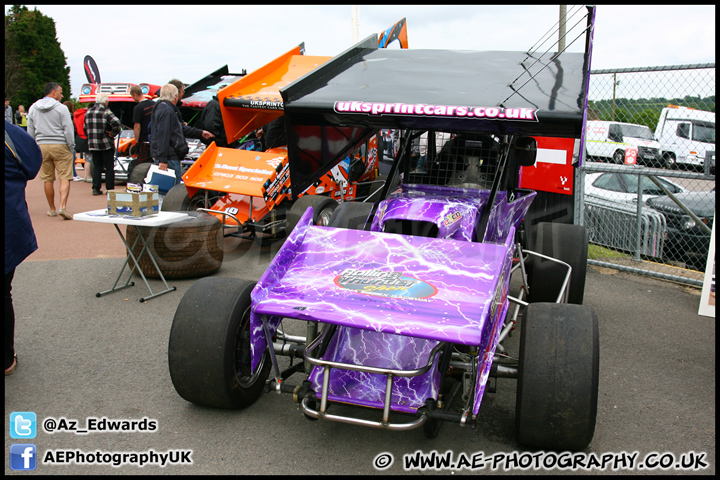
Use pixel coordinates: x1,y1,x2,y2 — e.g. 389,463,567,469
14,105,28,130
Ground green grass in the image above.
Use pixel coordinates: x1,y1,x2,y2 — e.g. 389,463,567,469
588,243,631,260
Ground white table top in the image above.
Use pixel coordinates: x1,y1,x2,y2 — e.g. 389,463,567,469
73,209,191,227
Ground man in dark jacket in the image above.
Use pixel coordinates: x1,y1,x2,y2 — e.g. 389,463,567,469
261,116,287,151
84,92,121,195
199,95,227,147
5,121,43,375
129,85,155,176
167,79,214,145
150,84,188,185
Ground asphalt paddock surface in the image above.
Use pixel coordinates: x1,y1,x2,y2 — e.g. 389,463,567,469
4,177,716,475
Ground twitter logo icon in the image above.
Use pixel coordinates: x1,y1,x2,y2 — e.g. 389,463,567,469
10,412,37,439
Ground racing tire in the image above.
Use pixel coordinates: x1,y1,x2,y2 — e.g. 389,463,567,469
161,185,221,212
612,150,625,164
285,195,338,233
526,222,587,305
168,277,272,409
327,202,374,230
516,303,599,452
125,212,223,280
161,184,193,211
127,161,153,185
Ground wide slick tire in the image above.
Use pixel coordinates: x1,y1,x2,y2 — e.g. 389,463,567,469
516,303,599,451
527,222,588,305
127,162,152,185
285,195,338,233
327,201,374,230
125,212,223,280
168,277,271,409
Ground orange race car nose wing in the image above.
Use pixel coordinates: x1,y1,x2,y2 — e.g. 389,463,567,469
182,144,290,202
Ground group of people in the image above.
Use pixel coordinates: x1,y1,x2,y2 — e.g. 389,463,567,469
148,80,215,185
5,99,28,130
6,78,221,224
3,79,215,376
5,76,297,375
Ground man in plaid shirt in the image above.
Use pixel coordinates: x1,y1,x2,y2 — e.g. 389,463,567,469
84,93,121,195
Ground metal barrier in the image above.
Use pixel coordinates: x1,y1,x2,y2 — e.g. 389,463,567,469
584,194,667,258
578,64,715,286
578,161,714,286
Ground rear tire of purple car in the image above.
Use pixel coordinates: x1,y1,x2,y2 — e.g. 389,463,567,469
527,222,588,305
516,303,599,451
168,277,271,409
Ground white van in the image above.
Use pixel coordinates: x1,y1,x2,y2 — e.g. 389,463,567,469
585,120,664,167
654,105,715,170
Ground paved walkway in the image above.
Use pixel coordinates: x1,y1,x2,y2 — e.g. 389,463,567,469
24,166,126,261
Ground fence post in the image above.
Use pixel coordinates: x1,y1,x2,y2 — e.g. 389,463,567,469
633,174,643,261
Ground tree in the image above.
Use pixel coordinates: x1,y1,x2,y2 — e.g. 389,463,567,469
629,109,660,132
5,5,70,109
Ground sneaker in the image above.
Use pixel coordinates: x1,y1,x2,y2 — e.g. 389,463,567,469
92,189,104,196
73,176,83,182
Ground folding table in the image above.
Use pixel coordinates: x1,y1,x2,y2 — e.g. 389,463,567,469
74,209,191,302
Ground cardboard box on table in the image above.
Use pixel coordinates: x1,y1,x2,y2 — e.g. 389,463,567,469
107,189,159,217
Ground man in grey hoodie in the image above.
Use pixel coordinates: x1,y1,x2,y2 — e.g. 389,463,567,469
27,82,75,220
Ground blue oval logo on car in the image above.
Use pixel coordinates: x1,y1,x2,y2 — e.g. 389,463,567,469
334,268,438,299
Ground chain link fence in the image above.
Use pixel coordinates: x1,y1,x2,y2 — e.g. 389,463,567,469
578,64,715,286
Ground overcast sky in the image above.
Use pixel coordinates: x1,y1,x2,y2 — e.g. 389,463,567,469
10,4,716,99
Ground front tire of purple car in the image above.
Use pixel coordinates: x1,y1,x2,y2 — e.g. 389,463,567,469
516,303,599,451
168,277,271,409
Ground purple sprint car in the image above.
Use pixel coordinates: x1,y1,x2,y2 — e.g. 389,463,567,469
168,7,599,452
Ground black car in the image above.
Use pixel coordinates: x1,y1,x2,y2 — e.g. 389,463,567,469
647,190,715,270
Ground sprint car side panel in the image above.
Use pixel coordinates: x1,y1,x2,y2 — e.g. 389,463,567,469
472,232,513,414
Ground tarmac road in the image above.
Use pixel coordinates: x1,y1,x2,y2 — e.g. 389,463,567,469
4,174,716,475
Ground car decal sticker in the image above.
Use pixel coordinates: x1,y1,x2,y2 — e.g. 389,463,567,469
334,268,438,300
334,101,538,121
